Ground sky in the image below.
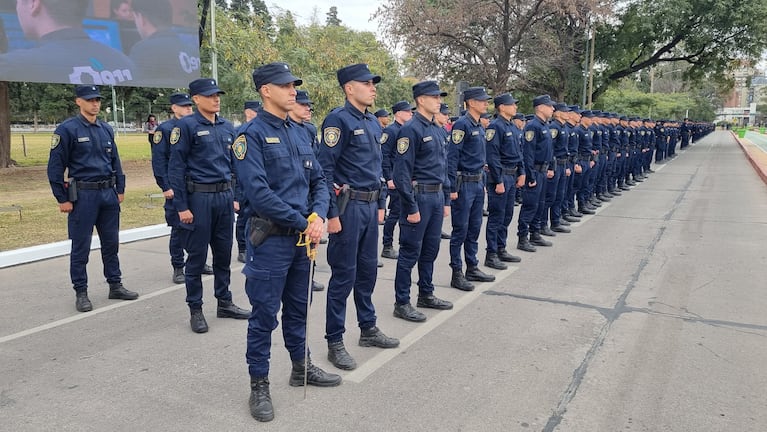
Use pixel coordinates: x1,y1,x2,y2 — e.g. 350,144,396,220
267,1,381,33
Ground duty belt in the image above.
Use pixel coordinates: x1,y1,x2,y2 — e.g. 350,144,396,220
77,178,114,189
349,189,380,202
270,225,301,236
458,172,483,182
555,157,568,165
188,181,231,193
414,183,442,193
532,163,549,172
501,166,519,176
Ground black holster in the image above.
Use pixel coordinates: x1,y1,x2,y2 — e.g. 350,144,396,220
248,217,274,248
66,179,78,202
335,184,351,216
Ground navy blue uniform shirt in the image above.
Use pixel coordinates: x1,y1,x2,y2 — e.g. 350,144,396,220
151,117,178,192
317,100,384,218
447,114,486,193
392,111,450,215
233,110,328,231
168,111,236,212
522,115,553,178
381,120,404,181
576,124,593,159
486,115,524,184
550,120,569,159
47,114,125,203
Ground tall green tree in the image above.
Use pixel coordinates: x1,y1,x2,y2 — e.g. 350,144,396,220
593,0,767,101
326,6,342,26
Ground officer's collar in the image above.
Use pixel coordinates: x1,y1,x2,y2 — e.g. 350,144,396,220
344,100,371,120
76,114,101,127
413,111,435,125
194,110,224,126
259,109,291,128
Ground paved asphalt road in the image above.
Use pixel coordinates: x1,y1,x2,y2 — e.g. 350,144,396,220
1,131,765,432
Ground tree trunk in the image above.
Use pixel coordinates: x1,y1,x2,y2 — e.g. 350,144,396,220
0,81,11,168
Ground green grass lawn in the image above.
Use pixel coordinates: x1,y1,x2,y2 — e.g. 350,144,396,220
10,132,152,166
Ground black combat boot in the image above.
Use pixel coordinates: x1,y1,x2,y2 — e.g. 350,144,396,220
530,232,553,247
450,269,475,291
497,248,522,263
516,234,537,253
75,291,92,312
540,226,557,237
217,299,250,319
172,267,184,284
359,326,400,348
327,341,357,370
484,253,508,270
381,245,398,259
289,359,342,387
249,377,274,422
108,282,139,300
466,266,495,282
190,309,208,333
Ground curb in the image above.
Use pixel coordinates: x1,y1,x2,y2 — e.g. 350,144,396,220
0,224,170,269
731,131,767,185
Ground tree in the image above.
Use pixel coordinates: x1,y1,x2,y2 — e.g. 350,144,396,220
326,6,342,26
593,0,767,101
376,0,605,95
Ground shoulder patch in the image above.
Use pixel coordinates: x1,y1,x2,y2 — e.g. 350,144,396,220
525,130,535,142
397,137,410,154
233,135,247,160
485,129,495,141
170,127,181,145
551,129,559,139
324,127,341,148
50,134,61,150
152,132,163,145
451,129,465,145
380,132,388,144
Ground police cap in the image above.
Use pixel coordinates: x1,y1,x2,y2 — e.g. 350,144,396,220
493,93,518,106
480,112,492,119
464,87,491,101
189,78,225,96
524,114,535,121
533,94,554,107
512,113,525,120
553,103,570,112
374,109,389,118
569,105,580,112
412,81,447,98
75,85,101,100
296,90,312,105
440,103,451,115
252,62,302,89
580,110,595,118
619,115,629,121
392,100,415,113
169,93,193,106
337,63,381,86
244,100,262,111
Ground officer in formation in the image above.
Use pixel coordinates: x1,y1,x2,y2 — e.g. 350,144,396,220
168,78,250,333
151,92,213,284
47,85,139,312
516,95,555,252
235,63,340,423
317,63,400,372
391,81,454,322
447,87,496,291
235,100,262,263
543,103,572,235
375,109,391,129
288,89,326,292
484,93,524,270
381,100,415,261
434,103,454,241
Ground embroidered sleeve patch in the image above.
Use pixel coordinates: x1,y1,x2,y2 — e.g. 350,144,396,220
380,132,388,144
485,129,495,141
397,137,410,154
525,131,535,142
323,127,341,147
170,127,181,145
232,135,247,160
153,132,163,144
451,129,465,145
551,129,559,139
50,134,60,149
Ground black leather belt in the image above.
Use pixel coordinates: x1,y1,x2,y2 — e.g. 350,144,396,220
349,189,380,202
270,225,301,236
556,158,568,165
77,179,114,189
414,183,442,193
533,163,549,172
458,172,483,182
501,166,519,176
189,182,231,193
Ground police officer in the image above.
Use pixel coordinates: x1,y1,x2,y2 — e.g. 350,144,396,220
574,110,596,214
391,81,454,322
130,0,200,86
236,100,262,263
546,103,572,234
168,78,250,333
381,100,414,260
151,92,214,283
1,0,135,85
447,87,496,290
47,85,138,312
288,90,325,292
484,93,524,269
435,103,454,241
317,63,400,371
236,63,340,423
375,109,391,129
518,95,555,251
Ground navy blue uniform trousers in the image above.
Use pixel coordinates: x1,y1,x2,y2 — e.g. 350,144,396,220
486,174,517,253
449,180,484,270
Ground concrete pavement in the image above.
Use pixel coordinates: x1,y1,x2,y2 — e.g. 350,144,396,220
0,131,765,432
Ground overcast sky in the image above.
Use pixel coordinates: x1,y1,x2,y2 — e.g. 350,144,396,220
267,1,381,33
